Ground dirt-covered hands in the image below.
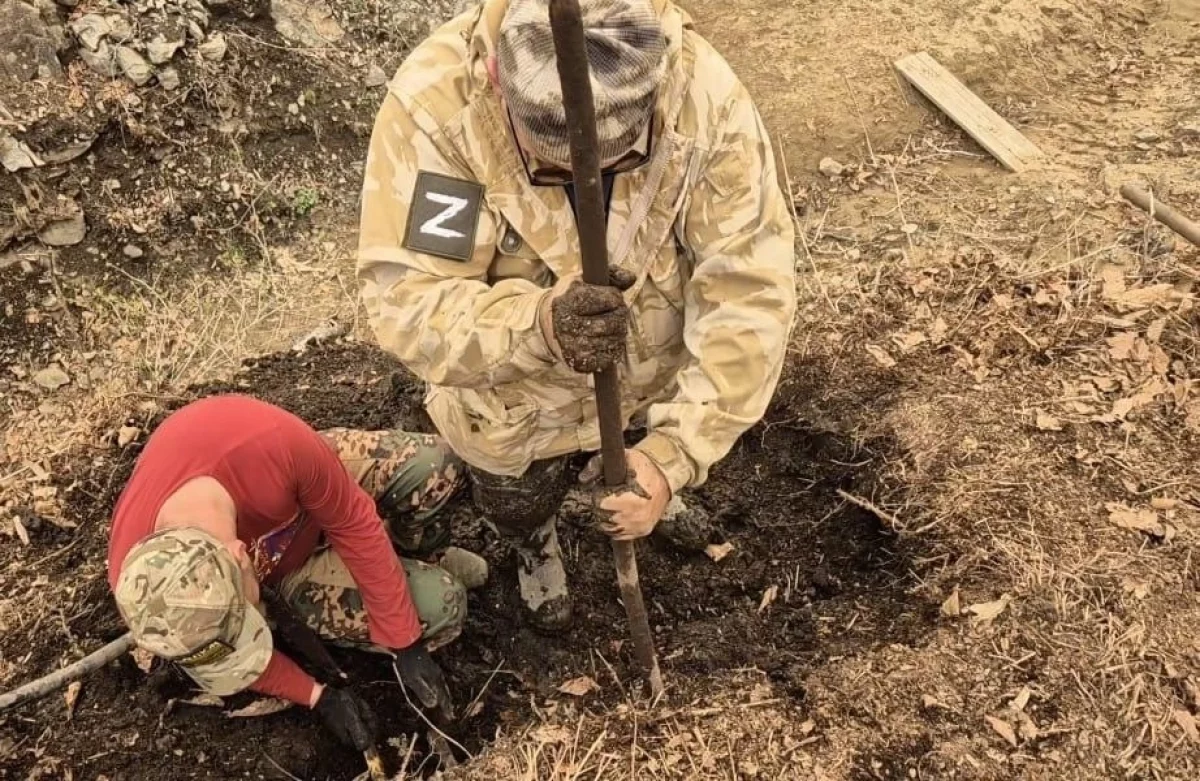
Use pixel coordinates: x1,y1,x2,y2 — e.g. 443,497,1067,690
393,642,453,721
538,268,636,374
313,686,377,751
580,449,671,540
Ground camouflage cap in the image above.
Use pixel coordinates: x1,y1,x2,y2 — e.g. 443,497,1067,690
497,0,666,167
114,528,272,696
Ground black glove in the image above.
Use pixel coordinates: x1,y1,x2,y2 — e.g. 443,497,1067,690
394,642,453,721
314,686,377,752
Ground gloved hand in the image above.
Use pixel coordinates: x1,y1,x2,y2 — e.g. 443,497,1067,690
579,449,671,541
539,268,636,374
313,686,377,752
394,642,453,721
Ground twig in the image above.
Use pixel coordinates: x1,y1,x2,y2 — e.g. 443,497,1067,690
841,72,877,166
835,489,901,528
0,634,135,710
262,754,304,781
462,657,505,720
1120,184,1200,248
390,658,472,759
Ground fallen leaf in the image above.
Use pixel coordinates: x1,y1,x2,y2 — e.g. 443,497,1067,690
1010,686,1031,712
1016,711,1039,741
921,694,945,709
892,331,927,353
464,700,484,719
532,724,572,744
865,344,896,368
1099,263,1126,298
64,681,81,720
226,697,292,718
1106,503,1165,538
799,719,816,735
1120,578,1150,599
967,595,1010,624
1112,284,1183,312
557,676,599,697
1146,317,1167,343
1035,412,1063,431
985,715,1019,747
940,587,961,618
130,646,155,673
1173,709,1199,743
116,426,141,447
12,515,30,546
758,585,779,613
1106,332,1138,361
704,542,734,562
1150,497,1178,510
179,694,225,708
930,317,948,343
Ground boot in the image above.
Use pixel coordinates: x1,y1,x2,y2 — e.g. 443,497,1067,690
516,516,573,631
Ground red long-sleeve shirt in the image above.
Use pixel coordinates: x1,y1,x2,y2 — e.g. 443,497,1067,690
107,394,422,705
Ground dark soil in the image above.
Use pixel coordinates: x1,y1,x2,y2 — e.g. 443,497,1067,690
0,340,939,780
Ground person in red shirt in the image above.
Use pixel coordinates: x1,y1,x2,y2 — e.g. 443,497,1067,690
108,394,485,752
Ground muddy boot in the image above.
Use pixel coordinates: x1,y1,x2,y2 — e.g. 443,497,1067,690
438,546,488,590
654,494,716,552
517,517,572,631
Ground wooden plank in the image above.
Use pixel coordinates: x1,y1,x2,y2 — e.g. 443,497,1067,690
894,51,1043,173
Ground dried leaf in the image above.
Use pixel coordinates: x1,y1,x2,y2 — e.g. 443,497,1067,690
1035,412,1063,431
865,344,897,368
758,585,779,613
1016,711,1039,741
226,697,292,718
1106,503,1165,537
1010,686,1032,712
12,515,30,546
532,724,572,744
1173,709,1200,743
799,719,816,735
892,331,927,353
930,317,948,343
1120,578,1150,599
130,646,155,673
1112,284,1182,311
557,676,599,697
1099,263,1126,298
967,595,1010,623
940,587,961,618
985,715,1019,747
116,426,140,447
1150,497,1178,510
921,694,945,709
64,681,81,720
704,542,734,562
1146,317,1167,343
1106,332,1138,361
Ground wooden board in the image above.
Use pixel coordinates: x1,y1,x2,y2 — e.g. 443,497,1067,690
895,51,1043,173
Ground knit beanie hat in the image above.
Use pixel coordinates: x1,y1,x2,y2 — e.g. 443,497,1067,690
497,0,666,166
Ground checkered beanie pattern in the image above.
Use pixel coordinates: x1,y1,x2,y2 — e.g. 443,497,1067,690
498,0,666,166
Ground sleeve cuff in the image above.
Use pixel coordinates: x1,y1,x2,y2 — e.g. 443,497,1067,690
634,432,695,496
511,289,557,370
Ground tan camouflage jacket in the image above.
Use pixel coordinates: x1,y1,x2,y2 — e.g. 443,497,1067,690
357,0,797,494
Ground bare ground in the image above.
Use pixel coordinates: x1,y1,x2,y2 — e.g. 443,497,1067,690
3,0,1200,779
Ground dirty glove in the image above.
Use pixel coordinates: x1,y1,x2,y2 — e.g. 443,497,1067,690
393,642,453,721
539,268,636,374
579,449,671,541
314,686,377,752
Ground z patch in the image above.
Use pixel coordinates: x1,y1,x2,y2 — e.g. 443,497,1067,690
175,640,235,668
402,171,484,262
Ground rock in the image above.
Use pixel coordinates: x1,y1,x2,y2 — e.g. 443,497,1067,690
0,0,64,83
819,156,845,177
38,210,86,246
55,0,79,6
33,366,70,391
69,13,110,51
271,0,345,48
187,19,205,42
0,131,43,172
106,14,135,43
80,40,121,78
116,46,154,86
157,66,180,91
1134,129,1161,143
146,37,183,65
198,33,227,61
364,63,388,87
117,425,141,447
1177,124,1200,139
654,495,716,551
123,243,144,259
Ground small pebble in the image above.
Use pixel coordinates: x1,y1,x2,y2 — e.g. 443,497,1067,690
123,244,144,259
818,156,845,177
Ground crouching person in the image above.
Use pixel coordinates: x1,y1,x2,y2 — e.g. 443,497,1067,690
106,394,485,751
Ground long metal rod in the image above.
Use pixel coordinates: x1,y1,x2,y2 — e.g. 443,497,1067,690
548,0,664,698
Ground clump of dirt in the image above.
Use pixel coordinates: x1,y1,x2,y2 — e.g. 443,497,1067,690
0,339,935,779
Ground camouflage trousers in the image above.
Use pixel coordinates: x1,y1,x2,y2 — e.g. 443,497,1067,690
279,429,469,652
